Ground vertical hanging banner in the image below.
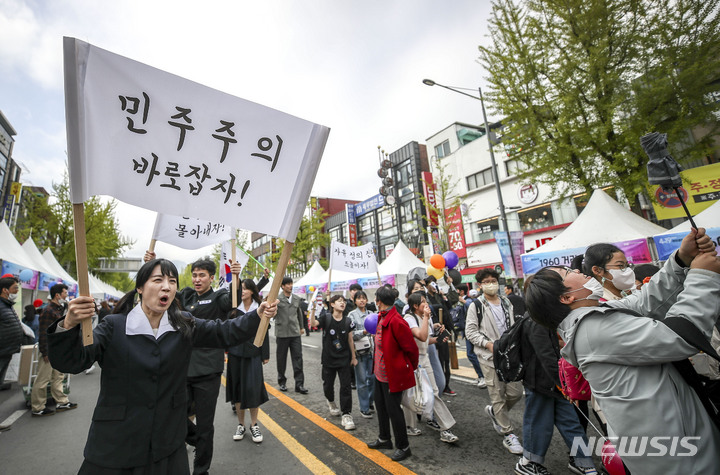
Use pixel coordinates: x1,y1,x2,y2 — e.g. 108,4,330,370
421,172,438,226
493,231,525,278
218,241,250,291
152,213,233,249
64,37,329,240
346,203,357,247
329,240,379,274
444,206,467,258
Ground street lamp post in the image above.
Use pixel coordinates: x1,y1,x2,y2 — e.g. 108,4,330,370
423,79,518,278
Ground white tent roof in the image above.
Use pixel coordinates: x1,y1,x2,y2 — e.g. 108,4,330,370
378,240,426,275
292,261,326,287
88,273,123,300
661,199,720,234
524,189,666,255
316,264,380,286
41,249,78,286
21,239,61,277
0,221,39,270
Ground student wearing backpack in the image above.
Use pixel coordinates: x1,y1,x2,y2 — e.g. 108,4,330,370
514,308,597,475
465,269,523,455
310,295,358,431
525,228,720,475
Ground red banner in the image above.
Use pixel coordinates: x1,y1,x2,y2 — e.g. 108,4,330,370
422,171,438,226
444,206,467,258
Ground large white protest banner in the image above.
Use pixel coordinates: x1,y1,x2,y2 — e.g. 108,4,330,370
152,213,233,250
329,240,379,274
218,241,250,291
64,37,329,242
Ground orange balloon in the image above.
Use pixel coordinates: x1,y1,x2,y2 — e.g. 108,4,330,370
430,254,446,269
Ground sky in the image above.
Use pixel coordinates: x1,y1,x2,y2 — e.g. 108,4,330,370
0,0,495,270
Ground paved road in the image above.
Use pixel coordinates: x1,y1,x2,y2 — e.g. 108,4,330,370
0,331,603,474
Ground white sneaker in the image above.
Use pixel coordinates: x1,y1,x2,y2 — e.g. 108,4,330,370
327,400,341,416
249,424,263,443
85,364,96,375
477,377,487,389
233,424,245,441
503,433,523,455
406,426,422,436
341,414,355,431
485,405,504,435
440,429,459,443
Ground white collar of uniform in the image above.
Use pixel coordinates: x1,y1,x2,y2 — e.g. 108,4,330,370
238,300,259,313
126,303,176,339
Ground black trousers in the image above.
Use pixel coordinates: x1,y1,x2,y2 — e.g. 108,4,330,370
276,336,304,388
374,379,409,450
186,374,221,475
322,364,352,414
437,341,452,390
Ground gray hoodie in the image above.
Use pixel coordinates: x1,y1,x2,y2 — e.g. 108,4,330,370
558,252,720,474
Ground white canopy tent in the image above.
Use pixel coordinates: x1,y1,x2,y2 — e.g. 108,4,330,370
377,240,426,275
0,221,39,271
521,189,666,274
41,249,79,288
291,261,327,288
661,199,720,234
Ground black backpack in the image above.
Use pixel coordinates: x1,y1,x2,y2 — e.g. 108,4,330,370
492,315,527,383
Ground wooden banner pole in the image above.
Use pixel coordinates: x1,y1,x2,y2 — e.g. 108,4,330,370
148,239,157,253
231,239,238,308
72,203,93,346
253,241,294,348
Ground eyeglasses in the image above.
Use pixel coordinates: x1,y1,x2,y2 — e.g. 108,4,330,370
605,263,634,270
558,266,575,282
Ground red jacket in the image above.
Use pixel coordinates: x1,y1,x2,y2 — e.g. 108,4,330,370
377,307,419,393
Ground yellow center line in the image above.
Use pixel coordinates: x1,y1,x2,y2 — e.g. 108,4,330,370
264,384,416,475
222,374,415,475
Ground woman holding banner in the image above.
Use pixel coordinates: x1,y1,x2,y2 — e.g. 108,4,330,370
46,258,277,474
227,278,270,444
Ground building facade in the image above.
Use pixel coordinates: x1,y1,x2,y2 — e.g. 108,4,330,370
0,110,22,227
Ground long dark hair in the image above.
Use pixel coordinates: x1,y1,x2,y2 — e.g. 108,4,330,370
407,292,425,315
114,258,193,339
229,279,262,319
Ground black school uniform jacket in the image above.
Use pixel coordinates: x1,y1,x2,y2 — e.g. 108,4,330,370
47,307,261,469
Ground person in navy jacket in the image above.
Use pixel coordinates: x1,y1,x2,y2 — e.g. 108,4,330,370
47,258,277,474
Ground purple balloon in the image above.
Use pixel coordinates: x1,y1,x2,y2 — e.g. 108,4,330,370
364,313,379,334
442,251,459,269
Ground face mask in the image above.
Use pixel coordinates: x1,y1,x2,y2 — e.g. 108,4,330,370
8,293,18,302
606,268,636,291
567,278,604,301
482,283,499,296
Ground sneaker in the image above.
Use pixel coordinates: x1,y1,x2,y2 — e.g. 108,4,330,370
369,404,375,412
84,364,96,375
440,429,459,443
406,426,422,436
327,400,341,417
503,433,523,455
31,408,55,417
477,377,487,389
514,458,551,475
233,424,245,441
568,458,597,475
443,388,457,396
426,419,441,431
360,410,373,419
341,414,355,431
249,424,263,443
56,402,78,412
485,405,503,435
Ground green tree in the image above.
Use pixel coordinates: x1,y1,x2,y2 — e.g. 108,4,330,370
478,0,720,202
49,173,134,278
272,208,329,276
13,190,57,250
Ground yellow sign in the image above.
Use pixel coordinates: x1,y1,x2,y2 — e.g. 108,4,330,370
9,182,22,200
650,162,720,220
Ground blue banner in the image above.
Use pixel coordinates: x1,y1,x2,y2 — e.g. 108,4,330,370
521,246,587,275
355,194,385,217
653,227,720,261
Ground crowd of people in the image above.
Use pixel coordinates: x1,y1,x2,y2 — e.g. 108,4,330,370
1,226,717,474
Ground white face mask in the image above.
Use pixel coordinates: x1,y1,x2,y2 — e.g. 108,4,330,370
482,283,499,296
606,268,636,291
8,292,18,302
567,278,604,301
